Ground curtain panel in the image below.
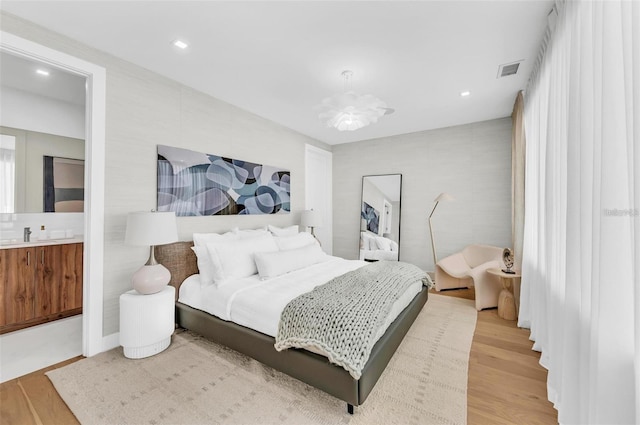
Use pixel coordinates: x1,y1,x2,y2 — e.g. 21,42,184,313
511,91,526,271
520,0,639,424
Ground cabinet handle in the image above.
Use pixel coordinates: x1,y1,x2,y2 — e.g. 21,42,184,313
27,251,30,266
41,249,45,265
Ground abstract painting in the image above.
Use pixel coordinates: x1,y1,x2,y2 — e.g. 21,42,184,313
43,156,84,212
157,145,290,216
361,202,379,234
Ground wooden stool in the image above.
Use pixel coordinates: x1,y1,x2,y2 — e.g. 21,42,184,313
487,268,521,321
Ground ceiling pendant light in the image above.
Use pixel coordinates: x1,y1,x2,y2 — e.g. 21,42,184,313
316,70,394,132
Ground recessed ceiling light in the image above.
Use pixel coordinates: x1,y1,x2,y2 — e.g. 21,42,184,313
36,69,50,76
460,91,471,97
172,39,189,50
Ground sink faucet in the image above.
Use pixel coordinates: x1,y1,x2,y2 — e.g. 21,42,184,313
24,227,32,242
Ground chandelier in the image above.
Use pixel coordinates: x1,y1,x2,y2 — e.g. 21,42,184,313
316,70,394,131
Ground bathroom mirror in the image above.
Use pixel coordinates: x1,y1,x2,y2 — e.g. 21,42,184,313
0,51,86,213
359,174,402,261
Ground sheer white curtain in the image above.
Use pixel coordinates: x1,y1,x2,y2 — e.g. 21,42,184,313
520,0,639,424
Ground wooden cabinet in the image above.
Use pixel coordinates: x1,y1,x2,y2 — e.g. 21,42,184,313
0,243,83,334
0,247,36,327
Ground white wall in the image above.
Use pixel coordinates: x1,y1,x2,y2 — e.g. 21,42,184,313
333,117,512,271
0,12,332,337
0,86,85,139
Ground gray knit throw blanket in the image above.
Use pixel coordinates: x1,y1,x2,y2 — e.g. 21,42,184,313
275,261,429,379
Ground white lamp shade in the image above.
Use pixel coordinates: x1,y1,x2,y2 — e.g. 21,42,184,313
434,192,455,202
125,211,178,246
300,209,321,227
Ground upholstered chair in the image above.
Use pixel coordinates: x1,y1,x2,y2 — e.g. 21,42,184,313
435,244,504,311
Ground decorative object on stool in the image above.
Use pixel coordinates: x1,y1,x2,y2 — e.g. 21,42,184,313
428,192,454,267
502,248,515,274
301,209,321,241
125,210,178,294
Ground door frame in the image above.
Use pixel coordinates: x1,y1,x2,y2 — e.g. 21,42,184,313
304,144,333,254
1,32,106,356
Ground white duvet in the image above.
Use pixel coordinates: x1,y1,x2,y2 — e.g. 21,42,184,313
178,256,422,339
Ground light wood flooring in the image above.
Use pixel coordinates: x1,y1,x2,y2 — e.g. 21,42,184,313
1,288,557,424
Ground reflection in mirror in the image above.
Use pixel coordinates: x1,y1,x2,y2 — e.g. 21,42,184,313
0,51,86,213
359,174,402,262
0,134,16,213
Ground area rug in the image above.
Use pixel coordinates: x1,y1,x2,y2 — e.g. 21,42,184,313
47,294,477,425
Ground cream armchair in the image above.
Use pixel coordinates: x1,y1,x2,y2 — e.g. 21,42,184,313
435,244,504,311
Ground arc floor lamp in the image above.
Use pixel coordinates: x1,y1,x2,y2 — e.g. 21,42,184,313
429,192,454,267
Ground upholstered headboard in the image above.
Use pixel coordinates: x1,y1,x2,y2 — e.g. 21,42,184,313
155,241,198,300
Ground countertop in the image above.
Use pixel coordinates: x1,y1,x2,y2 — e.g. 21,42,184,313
0,237,84,250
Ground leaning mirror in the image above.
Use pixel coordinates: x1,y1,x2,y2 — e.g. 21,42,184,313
0,51,86,213
359,174,402,261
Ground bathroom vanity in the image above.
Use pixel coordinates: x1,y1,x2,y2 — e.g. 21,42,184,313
0,239,83,334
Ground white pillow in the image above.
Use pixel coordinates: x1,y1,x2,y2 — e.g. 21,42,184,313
390,240,399,252
233,227,269,239
375,236,392,251
191,245,221,286
207,233,278,282
361,232,375,250
255,243,327,280
274,232,317,250
268,224,299,237
193,231,237,247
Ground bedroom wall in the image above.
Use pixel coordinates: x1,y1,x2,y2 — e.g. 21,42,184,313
333,117,512,271
0,12,331,336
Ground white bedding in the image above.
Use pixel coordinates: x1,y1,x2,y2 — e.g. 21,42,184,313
178,256,422,340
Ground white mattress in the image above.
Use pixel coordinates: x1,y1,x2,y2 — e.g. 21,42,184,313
178,256,423,341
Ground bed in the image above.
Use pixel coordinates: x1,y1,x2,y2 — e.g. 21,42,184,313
156,237,429,414
360,232,399,261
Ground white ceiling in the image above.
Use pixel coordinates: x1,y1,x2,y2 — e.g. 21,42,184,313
0,51,87,106
0,1,552,145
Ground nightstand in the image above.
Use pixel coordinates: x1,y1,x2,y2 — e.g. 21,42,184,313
119,285,175,359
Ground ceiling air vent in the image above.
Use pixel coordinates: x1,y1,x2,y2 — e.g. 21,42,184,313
497,60,523,78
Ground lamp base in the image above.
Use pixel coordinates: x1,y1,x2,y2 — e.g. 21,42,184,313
132,263,171,294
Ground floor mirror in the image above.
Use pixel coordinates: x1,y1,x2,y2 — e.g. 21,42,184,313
359,174,402,261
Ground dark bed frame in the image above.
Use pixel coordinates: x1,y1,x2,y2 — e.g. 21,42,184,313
156,241,429,414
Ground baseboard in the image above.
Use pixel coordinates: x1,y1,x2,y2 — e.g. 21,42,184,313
102,332,120,352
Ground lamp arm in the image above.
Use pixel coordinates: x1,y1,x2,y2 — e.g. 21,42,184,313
428,201,440,267
428,201,440,219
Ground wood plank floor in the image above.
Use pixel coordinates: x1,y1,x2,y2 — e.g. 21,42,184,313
438,287,558,424
0,288,558,424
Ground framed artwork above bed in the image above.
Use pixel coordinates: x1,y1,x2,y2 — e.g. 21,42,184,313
157,145,290,216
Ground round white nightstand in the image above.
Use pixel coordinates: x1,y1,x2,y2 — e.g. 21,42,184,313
119,285,175,359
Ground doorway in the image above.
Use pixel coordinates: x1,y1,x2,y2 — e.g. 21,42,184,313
0,32,106,370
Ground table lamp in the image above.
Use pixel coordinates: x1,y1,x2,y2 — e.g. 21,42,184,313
301,209,321,239
125,211,178,294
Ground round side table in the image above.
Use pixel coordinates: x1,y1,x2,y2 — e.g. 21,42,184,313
119,285,175,359
487,268,521,321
